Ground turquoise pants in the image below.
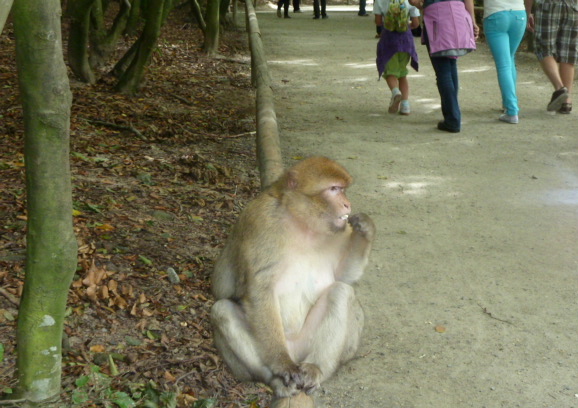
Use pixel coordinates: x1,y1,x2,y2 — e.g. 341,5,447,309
483,10,527,116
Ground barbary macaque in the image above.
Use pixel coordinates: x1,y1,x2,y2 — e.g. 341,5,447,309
211,156,375,408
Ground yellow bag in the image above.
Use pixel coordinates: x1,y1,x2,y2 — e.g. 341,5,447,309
384,0,410,32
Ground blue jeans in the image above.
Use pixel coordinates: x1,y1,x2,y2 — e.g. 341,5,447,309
484,10,527,116
429,55,460,131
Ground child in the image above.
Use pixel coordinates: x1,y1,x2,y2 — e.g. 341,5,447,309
374,0,420,115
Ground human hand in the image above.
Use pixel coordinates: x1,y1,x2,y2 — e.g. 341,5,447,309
473,23,480,40
527,14,535,32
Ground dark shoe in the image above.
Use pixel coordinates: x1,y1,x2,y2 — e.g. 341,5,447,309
437,121,460,133
293,9,302,12
547,87,568,111
358,12,369,16
313,15,320,19
284,14,291,18
277,8,282,18
559,102,572,114
322,14,328,19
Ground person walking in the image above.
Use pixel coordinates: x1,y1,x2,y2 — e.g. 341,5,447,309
525,0,578,114
483,0,527,124
410,0,479,133
293,0,302,13
277,0,291,18
313,0,328,19
375,0,421,115
359,0,370,16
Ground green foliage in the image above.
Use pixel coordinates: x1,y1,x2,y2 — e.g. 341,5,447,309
70,366,181,408
193,398,217,408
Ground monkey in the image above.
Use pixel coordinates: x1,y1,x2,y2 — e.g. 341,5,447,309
210,156,375,408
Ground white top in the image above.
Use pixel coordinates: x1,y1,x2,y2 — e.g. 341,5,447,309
483,0,525,18
373,0,420,18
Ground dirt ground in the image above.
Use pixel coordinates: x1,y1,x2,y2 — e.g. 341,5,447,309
256,4,578,408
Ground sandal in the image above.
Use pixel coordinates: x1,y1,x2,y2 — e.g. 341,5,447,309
559,102,572,114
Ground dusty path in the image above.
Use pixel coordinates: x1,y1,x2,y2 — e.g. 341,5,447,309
254,4,578,408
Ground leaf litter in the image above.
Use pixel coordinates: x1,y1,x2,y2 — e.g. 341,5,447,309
0,11,271,408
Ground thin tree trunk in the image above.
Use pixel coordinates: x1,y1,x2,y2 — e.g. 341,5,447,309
67,0,97,83
115,0,171,94
12,0,77,403
203,0,220,55
90,0,132,68
189,0,206,32
125,0,142,36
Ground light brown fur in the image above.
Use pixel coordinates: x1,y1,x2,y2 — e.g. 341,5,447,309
211,157,375,406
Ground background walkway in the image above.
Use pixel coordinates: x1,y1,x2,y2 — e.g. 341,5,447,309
255,5,578,408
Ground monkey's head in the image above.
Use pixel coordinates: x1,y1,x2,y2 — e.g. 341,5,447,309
272,157,353,234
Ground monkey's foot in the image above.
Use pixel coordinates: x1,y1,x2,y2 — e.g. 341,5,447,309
271,393,315,408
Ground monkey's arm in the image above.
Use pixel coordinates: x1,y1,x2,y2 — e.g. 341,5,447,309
243,269,321,395
335,213,375,284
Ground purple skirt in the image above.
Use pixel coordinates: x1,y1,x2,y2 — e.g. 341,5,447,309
376,28,419,78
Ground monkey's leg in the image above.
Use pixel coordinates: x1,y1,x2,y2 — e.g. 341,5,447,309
211,299,274,383
290,282,364,382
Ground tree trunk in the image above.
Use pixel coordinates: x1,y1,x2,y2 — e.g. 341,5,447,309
115,0,171,95
203,0,220,56
66,0,97,83
125,0,142,36
89,0,131,68
189,0,206,33
0,0,13,34
12,0,77,403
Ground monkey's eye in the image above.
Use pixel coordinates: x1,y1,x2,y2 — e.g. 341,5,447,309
329,186,344,193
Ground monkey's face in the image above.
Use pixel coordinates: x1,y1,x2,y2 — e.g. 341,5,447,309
320,184,351,232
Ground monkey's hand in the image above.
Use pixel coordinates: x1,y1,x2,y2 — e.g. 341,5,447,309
348,213,376,242
296,362,322,394
274,362,322,397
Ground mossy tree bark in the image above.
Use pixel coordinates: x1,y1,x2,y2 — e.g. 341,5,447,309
12,0,78,403
203,0,220,56
115,0,172,95
66,0,132,83
66,0,97,83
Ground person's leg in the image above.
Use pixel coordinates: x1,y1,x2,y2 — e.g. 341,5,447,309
293,0,300,12
396,53,410,100
385,75,399,92
398,76,409,100
385,56,403,113
321,0,327,17
534,0,570,110
484,10,525,116
358,0,367,16
560,63,575,103
283,0,290,17
430,56,460,130
556,3,578,105
539,56,565,90
508,11,527,97
398,76,411,115
313,0,320,18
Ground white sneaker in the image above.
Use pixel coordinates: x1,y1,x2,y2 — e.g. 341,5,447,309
399,100,410,115
388,89,402,114
499,114,518,124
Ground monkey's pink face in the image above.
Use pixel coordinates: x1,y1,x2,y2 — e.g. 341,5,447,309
323,185,351,231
